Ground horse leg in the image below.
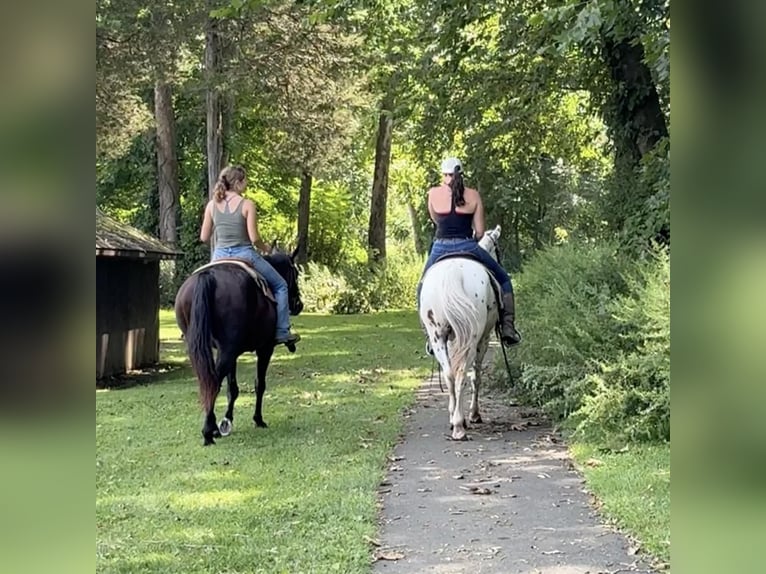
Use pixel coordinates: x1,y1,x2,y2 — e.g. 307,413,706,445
219,361,239,437
451,366,468,440
201,382,222,446
452,337,480,440
469,337,491,424
429,331,456,430
253,346,274,428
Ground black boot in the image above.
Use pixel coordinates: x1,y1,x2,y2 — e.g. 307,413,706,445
500,292,522,346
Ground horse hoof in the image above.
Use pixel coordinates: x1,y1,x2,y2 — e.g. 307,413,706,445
451,427,467,441
254,419,268,428
469,415,483,424
203,437,216,446
218,418,232,437
286,343,296,353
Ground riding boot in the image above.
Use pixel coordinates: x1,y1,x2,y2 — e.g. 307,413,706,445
500,292,522,346
275,331,301,345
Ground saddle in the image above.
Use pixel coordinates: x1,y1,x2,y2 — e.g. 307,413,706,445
193,258,276,303
429,251,504,311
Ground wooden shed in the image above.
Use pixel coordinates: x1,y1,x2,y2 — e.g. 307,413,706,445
97,208,182,379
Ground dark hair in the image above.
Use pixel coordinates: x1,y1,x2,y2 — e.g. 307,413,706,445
449,165,466,207
213,165,246,202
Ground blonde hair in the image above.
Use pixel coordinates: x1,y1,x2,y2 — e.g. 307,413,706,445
213,165,246,202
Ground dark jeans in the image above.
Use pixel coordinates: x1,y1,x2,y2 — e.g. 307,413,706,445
417,238,513,306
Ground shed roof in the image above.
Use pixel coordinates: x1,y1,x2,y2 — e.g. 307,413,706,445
96,208,182,259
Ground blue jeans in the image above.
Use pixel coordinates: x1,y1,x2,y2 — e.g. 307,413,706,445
418,238,513,304
212,245,292,338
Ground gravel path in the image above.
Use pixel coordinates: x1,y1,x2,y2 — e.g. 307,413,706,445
373,349,657,574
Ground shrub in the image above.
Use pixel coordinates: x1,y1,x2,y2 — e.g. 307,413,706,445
500,241,670,444
507,241,632,419
299,261,350,313
298,243,423,314
572,246,670,442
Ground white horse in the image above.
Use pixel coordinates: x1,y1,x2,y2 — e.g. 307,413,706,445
419,225,503,440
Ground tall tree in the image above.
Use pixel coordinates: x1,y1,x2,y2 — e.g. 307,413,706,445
368,92,394,263
296,170,312,264
154,82,180,247
205,7,226,203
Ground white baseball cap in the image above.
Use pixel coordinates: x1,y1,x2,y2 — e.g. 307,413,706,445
440,157,462,174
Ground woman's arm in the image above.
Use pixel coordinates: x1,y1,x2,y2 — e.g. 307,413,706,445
200,201,214,243
244,200,271,253
472,191,486,239
426,188,438,222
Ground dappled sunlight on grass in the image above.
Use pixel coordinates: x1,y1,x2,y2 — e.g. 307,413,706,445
168,488,260,510
98,310,429,573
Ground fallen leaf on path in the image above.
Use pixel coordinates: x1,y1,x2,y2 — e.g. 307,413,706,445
585,458,604,467
452,474,465,480
628,544,641,555
541,550,563,555
364,535,381,547
460,486,493,495
389,465,404,472
510,422,528,431
537,473,551,479
388,455,405,462
374,550,405,561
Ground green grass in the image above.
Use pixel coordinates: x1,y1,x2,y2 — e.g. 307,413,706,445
97,310,428,574
571,442,670,568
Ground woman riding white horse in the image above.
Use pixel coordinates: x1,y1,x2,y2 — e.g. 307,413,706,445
417,157,521,439
419,225,506,439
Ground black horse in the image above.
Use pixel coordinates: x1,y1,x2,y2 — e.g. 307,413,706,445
174,250,304,445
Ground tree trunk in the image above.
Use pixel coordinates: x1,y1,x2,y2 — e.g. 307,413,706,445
154,81,180,248
601,35,668,240
205,12,225,202
407,201,425,255
602,37,668,166
368,94,394,264
296,170,312,265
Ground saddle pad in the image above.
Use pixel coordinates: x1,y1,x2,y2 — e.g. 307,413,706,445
193,258,276,303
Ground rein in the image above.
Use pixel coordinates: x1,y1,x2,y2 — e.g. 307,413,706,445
487,233,515,384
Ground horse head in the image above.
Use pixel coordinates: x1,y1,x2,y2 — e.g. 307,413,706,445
479,225,502,262
265,245,304,316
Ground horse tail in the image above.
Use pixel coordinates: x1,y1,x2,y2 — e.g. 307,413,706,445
438,269,482,377
188,271,218,412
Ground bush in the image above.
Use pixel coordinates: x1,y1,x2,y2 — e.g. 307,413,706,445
507,241,631,419
501,241,669,444
573,247,670,442
299,261,350,313
298,243,424,314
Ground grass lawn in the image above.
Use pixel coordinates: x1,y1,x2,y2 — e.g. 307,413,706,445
570,442,671,568
97,310,428,574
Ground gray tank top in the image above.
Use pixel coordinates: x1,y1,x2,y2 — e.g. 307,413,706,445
212,197,250,248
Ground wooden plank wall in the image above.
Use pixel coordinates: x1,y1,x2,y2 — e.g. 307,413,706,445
96,258,160,378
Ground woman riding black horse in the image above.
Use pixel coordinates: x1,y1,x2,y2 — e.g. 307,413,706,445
175,249,304,445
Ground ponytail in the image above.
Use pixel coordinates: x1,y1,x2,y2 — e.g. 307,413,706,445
213,165,247,202
449,166,466,207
